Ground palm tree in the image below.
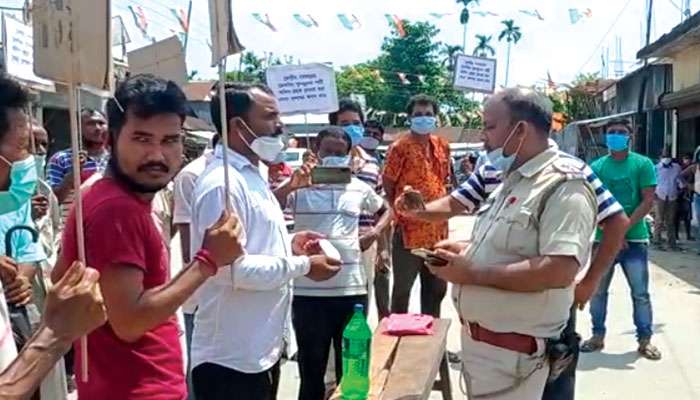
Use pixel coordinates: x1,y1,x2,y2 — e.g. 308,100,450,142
456,0,480,50
473,34,495,58
498,19,522,87
440,44,464,72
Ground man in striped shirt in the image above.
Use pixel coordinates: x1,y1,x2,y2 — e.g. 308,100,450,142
397,140,629,400
47,109,109,224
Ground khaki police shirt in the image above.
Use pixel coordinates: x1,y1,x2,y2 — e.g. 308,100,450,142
454,148,597,338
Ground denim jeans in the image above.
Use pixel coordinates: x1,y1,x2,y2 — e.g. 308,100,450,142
185,312,195,400
589,242,653,340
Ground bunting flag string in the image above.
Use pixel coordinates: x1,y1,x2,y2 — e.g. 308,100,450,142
429,12,452,19
518,9,544,21
385,14,406,37
128,5,150,39
293,13,319,28
472,11,499,17
170,8,189,32
338,13,361,30
569,8,593,24
397,72,409,85
252,13,277,31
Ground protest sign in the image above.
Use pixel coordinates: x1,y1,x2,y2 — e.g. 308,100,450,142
266,63,339,115
1,15,53,88
453,54,497,94
128,36,188,87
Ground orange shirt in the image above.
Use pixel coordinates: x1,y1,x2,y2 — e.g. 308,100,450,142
383,134,450,249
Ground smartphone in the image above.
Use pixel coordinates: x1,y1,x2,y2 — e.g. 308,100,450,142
311,166,352,185
411,248,449,267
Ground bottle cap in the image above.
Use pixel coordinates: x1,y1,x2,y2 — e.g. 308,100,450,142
354,304,364,313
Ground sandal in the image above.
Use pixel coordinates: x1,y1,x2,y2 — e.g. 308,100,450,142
580,336,605,353
638,340,662,360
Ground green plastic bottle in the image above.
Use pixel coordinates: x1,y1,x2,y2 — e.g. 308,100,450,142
340,304,372,400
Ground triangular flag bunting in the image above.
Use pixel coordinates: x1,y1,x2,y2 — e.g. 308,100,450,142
417,75,426,84
338,14,360,30
252,13,277,32
128,5,149,39
293,13,314,28
397,72,410,85
170,8,189,32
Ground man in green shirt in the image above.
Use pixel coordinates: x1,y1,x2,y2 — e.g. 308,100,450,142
582,119,661,360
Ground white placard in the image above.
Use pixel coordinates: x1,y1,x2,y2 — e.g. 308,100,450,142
128,36,188,87
1,15,53,87
453,54,497,94
266,63,339,115
32,0,112,90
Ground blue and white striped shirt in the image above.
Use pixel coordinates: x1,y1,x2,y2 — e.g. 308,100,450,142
450,151,624,224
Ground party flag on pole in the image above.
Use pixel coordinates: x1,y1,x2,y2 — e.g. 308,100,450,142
128,5,149,39
252,13,277,32
209,0,245,66
384,14,406,37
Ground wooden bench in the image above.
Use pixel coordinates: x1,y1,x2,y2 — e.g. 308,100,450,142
332,318,452,400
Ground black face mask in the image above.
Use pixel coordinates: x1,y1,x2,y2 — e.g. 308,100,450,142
109,144,169,194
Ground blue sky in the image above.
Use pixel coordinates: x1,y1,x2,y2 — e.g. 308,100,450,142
4,0,695,88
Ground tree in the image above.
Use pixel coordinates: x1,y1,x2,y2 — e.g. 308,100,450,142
498,19,522,87
473,35,495,57
456,0,480,50
337,20,482,129
440,44,464,72
225,51,289,83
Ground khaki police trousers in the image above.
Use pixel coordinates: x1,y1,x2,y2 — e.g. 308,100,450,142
461,329,549,399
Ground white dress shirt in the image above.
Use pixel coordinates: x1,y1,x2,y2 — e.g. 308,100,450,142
190,145,310,374
655,161,682,201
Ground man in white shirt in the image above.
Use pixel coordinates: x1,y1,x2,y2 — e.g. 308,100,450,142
653,148,682,250
190,83,341,400
283,127,390,400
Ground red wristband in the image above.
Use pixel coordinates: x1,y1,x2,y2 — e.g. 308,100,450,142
194,249,218,277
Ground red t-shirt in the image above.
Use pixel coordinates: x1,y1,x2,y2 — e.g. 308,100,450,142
61,177,186,400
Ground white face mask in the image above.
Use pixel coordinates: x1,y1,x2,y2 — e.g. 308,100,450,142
238,119,285,162
661,157,672,165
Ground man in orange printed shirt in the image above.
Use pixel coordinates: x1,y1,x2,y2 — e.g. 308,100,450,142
383,94,451,317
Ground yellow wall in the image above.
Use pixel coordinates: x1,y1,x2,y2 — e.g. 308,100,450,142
673,46,700,91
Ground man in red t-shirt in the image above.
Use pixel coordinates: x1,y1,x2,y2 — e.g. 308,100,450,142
53,74,244,400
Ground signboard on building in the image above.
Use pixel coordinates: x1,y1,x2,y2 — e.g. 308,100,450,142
128,36,188,87
266,63,339,115
1,14,53,88
453,54,497,94
32,0,112,90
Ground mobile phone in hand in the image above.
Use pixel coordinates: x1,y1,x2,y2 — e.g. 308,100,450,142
311,166,352,184
411,248,449,267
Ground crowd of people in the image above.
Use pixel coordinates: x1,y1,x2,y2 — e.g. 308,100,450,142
0,69,697,400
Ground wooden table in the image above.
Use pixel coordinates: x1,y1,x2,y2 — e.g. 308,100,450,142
332,318,452,400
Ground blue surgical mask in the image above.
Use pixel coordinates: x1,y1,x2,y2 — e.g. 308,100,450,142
343,125,364,147
321,155,350,167
606,133,629,152
0,154,38,215
34,154,46,180
410,116,437,135
485,122,525,173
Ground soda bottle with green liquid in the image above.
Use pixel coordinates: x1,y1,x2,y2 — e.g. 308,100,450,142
340,304,372,400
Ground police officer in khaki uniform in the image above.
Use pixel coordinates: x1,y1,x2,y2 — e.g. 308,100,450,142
428,88,598,399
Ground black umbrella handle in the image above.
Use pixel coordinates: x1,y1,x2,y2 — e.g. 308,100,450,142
4,225,39,259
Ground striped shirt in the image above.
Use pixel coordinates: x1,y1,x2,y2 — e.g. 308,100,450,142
353,147,383,234
450,151,624,224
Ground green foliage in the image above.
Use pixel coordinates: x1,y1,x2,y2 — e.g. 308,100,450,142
225,51,292,83
473,35,495,57
336,20,482,129
498,20,522,43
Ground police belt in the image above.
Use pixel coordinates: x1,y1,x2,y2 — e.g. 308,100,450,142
465,322,537,355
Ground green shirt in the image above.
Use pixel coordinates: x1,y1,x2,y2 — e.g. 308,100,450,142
591,152,656,241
